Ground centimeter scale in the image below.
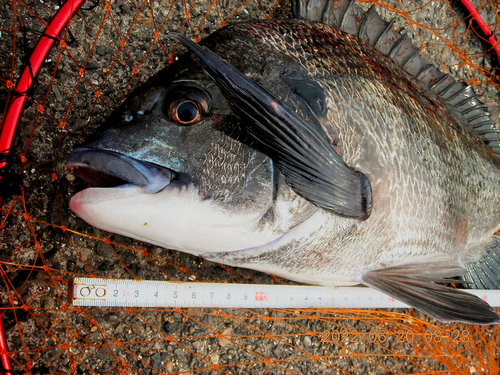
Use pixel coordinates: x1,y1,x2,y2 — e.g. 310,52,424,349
71,277,500,309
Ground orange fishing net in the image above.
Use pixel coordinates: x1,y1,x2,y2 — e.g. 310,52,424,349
1,0,499,374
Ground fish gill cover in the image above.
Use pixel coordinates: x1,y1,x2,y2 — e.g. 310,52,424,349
0,0,499,374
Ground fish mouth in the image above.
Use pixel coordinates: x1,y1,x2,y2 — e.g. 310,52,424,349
66,147,175,194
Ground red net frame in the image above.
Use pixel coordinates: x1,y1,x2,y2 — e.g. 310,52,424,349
0,1,499,374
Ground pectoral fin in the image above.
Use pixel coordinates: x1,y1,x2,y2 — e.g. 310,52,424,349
281,74,328,118
362,262,500,324
168,33,372,220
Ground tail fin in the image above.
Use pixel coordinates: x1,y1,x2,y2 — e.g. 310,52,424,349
291,0,500,156
461,236,500,289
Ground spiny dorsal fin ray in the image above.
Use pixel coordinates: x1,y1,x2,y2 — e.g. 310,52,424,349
292,0,500,156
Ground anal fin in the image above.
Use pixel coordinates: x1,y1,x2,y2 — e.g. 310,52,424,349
362,262,500,324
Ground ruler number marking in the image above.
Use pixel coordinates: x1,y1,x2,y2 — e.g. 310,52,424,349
255,292,268,302
73,278,498,308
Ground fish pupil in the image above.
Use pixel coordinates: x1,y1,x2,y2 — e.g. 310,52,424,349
177,101,199,123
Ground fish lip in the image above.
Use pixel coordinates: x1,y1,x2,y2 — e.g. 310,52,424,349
66,147,175,194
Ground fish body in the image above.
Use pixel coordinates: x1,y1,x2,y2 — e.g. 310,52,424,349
67,1,500,323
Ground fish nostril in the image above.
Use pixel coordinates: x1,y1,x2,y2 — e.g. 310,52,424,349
126,87,165,119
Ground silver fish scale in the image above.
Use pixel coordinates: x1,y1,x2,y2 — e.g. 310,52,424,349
201,20,500,281
197,134,251,200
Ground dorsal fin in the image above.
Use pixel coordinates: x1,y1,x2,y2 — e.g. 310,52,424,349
292,0,500,156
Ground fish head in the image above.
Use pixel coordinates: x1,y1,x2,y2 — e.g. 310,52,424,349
66,53,315,254
76,59,228,188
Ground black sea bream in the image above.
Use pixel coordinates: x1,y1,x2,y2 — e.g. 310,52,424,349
66,0,500,323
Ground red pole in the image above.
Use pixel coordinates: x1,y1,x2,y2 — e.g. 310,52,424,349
459,0,500,65
0,1,86,373
0,315,11,375
0,0,86,172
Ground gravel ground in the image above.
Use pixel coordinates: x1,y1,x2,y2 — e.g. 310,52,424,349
0,1,499,374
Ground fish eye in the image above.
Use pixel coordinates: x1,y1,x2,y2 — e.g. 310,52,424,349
172,100,201,125
165,86,211,126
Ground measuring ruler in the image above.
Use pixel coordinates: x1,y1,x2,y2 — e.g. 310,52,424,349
70,277,500,309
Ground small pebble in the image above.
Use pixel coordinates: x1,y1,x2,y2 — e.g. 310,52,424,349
96,45,106,56
192,340,202,351
303,335,312,348
80,247,93,263
209,352,219,365
42,296,56,310
218,327,232,347
131,321,145,336
52,85,63,102
107,314,119,323
164,361,174,372
174,347,185,359
273,345,282,357
151,352,162,369
96,242,114,258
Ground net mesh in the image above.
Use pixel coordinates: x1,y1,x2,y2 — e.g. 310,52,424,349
1,0,499,374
